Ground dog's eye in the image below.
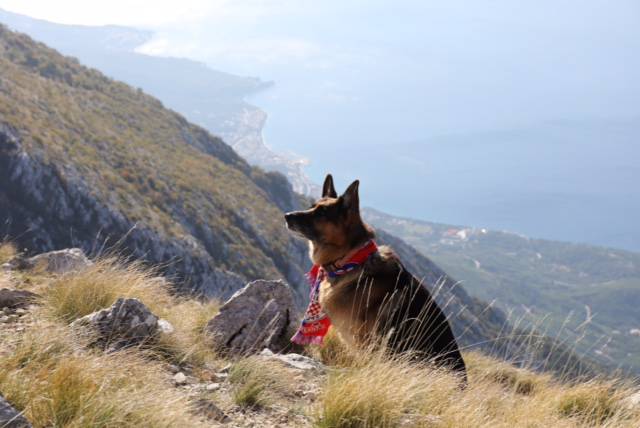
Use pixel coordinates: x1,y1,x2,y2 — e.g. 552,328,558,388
316,206,327,215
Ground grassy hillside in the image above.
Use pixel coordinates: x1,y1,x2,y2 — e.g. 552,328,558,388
0,8,317,196
364,208,640,374
0,24,308,297
1,250,638,427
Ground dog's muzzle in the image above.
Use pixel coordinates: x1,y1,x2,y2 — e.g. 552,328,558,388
284,211,314,239
284,211,302,232
284,212,296,228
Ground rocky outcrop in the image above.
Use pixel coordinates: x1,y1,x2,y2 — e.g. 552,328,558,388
3,248,92,274
205,280,297,355
71,298,172,351
0,289,38,310
0,395,31,428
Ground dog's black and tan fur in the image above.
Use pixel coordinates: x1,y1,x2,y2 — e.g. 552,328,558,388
285,174,466,380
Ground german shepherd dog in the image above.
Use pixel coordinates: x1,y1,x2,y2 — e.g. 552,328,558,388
285,174,467,380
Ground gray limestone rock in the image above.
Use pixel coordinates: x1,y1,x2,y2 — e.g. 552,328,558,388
259,348,325,372
0,289,39,310
3,248,91,274
0,395,31,428
205,280,297,355
27,248,92,274
72,298,171,351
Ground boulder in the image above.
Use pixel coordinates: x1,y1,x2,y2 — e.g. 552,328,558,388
0,395,31,428
0,289,39,310
27,248,92,273
3,248,92,274
72,298,171,351
205,280,297,355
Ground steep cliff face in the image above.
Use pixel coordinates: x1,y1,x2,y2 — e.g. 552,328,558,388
0,25,309,300
0,125,240,298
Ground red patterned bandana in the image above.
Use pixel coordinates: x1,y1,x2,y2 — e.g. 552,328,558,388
291,240,378,345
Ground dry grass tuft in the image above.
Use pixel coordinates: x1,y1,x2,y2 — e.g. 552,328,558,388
151,299,221,367
0,322,204,427
3,253,640,428
43,258,173,323
38,257,223,368
313,348,640,428
229,356,292,409
0,256,226,427
556,381,631,425
315,351,460,428
310,328,357,368
465,352,549,396
0,241,17,264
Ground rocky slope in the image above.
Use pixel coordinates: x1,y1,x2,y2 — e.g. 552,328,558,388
1,248,638,428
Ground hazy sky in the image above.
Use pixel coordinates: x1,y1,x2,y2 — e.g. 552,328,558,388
3,0,637,137
2,0,638,157
0,0,216,26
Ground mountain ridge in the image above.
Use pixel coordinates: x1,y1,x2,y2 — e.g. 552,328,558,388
0,7,320,196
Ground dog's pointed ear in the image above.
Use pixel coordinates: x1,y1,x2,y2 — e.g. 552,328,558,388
342,180,360,212
322,174,337,198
